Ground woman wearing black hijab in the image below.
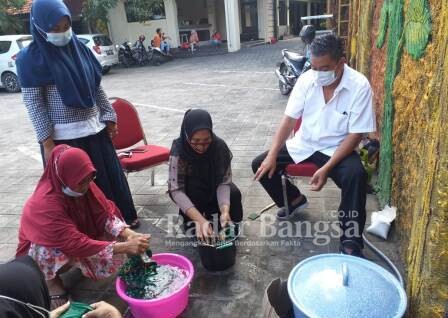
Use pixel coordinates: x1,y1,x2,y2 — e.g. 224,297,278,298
168,109,243,241
0,256,121,317
0,256,54,317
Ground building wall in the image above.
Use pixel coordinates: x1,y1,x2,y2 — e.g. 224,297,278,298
107,0,168,45
368,0,386,135
347,0,448,316
177,0,208,25
107,0,327,49
391,1,447,316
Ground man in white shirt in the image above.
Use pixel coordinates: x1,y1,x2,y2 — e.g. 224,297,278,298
252,34,376,256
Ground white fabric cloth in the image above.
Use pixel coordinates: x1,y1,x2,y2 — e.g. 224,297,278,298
53,114,105,140
285,64,376,163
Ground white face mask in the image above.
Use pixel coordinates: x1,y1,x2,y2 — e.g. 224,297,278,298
313,69,337,86
62,186,85,197
46,27,73,47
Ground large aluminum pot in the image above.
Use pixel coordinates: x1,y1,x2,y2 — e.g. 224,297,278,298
287,254,407,318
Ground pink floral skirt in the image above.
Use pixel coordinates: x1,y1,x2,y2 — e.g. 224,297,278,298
28,216,127,280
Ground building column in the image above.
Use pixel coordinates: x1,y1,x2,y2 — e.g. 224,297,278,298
306,1,311,24
207,0,217,36
224,0,241,52
286,0,290,34
164,0,180,47
274,0,280,28
265,0,275,40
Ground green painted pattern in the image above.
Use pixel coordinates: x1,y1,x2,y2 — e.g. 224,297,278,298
376,0,432,205
404,0,432,59
376,0,404,206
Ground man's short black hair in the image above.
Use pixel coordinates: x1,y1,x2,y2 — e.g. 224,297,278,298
156,28,161,33
310,34,345,61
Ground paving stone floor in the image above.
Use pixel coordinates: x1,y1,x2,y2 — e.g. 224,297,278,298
0,38,404,317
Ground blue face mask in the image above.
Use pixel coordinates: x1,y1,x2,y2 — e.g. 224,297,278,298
62,185,85,197
46,27,73,47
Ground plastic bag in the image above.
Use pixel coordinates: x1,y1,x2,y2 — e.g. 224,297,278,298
367,205,396,240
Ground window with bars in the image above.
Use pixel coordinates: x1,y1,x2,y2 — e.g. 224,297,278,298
124,0,166,23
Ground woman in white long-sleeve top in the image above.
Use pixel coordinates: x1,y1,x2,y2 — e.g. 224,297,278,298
16,0,139,228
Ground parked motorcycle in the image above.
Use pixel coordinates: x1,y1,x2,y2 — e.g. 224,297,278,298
150,46,173,65
134,35,153,65
275,25,316,95
118,41,138,67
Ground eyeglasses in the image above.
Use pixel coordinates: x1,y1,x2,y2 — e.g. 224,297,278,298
189,141,212,147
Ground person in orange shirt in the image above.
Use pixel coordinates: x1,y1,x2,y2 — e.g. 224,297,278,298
153,28,171,54
152,29,162,48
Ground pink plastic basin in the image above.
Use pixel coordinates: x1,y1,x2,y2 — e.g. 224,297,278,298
116,253,194,318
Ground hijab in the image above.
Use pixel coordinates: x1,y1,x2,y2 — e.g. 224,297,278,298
16,0,102,108
17,145,122,258
171,109,232,195
0,256,51,318
190,30,199,43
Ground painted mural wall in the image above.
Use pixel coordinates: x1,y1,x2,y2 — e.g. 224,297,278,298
348,0,447,316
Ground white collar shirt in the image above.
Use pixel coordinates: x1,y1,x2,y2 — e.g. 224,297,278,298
285,64,376,163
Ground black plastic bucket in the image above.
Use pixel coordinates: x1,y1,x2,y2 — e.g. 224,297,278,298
198,240,237,271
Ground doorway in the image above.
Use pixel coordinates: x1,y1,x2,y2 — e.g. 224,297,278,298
289,1,308,36
240,0,258,41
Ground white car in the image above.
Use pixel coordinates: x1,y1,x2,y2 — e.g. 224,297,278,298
78,34,119,74
0,35,32,93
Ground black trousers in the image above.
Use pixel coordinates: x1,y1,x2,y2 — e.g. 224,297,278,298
252,146,367,246
181,183,243,232
45,129,138,223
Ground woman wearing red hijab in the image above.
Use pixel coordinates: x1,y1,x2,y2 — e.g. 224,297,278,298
16,145,150,308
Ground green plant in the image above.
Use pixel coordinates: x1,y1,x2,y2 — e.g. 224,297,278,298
0,0,26,34
82,0,119,33
125,0,165,23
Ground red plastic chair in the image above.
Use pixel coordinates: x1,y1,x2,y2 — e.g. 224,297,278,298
281,118,319,213
110,97,170,185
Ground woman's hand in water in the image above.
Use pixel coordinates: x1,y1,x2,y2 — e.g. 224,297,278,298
126,234,150,254
196,218,215,244
113,235,150,255
106,121,118,139
220,205,233,228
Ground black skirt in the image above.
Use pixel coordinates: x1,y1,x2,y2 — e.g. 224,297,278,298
52,128,138,223
181,183,243,232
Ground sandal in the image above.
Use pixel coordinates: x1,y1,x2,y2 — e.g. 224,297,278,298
128,219,141,230
340,240,365,258
50,293,69,310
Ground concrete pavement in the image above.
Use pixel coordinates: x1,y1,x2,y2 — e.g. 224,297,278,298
0,38,404,317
